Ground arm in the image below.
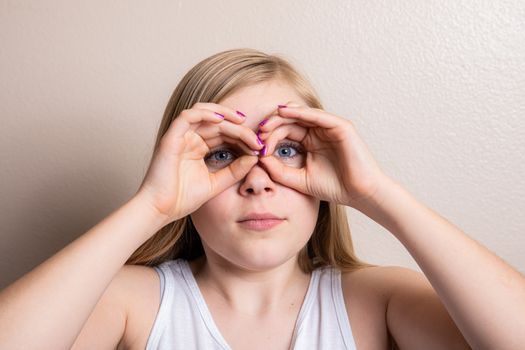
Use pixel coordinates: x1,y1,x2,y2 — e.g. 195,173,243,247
355,176,525,349
0,102,255,349
0,195,168,349
383,266,471,349
255,105,525,347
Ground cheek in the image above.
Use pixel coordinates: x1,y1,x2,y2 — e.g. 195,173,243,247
285,190,320,231
281,158,304,169
288,186,319,208
190,192,234,233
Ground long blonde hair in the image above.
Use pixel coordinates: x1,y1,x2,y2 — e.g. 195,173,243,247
126,48,372,272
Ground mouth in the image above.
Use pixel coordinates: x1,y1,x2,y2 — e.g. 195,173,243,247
237,218,285,231
238,212,284,221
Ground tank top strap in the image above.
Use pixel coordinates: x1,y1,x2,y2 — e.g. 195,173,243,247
290,265,357,349
147,260,357,350
146,260,177,349
330,267,357,349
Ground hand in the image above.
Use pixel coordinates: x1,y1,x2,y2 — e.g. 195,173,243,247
135,103,262,224
257,104,390,210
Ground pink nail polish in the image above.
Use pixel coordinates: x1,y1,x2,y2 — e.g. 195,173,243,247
259,119,268,127
277,105,287,108
261,145,267,156
256,130,266,145
214,112,225,119
236,110,246,117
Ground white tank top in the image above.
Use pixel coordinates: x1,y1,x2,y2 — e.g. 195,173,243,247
145,259,357,350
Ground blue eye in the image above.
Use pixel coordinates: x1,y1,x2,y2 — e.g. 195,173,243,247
204,141,304,168
275,142,301,158
205,149,235,167
212,150,233,161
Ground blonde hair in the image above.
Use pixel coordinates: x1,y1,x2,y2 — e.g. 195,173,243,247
126,48,372,272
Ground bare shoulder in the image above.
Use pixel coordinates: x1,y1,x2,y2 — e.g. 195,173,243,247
341,265,432,312
118,264,161,350
340,265,433,349
114,264,160,291
340,265,419,349
341,265,469,349
341,265,419,308
71,264,160,350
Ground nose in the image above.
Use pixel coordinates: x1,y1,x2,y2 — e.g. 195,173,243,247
239,161,276,196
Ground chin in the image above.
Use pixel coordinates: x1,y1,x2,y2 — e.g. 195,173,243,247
200,233,306,272
226,247,298,272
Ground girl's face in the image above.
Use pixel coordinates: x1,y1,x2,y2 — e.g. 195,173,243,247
190,79,320,271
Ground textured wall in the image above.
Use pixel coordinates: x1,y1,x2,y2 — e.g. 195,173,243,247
1,1,524,289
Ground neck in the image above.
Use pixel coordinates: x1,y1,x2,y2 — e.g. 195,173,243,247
189,255,311,317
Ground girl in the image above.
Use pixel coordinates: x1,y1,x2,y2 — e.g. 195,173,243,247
1,48,524,350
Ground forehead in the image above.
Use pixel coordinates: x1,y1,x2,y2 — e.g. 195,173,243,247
219,80,307,131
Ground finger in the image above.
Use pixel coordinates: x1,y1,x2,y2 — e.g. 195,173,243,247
257,156,308,193
192,102,247,124
210,155,259,196
275,106,346,130
166,108,227,140
204,135,260,156
261,124,308,158
258,114,317,132
196,119,263,151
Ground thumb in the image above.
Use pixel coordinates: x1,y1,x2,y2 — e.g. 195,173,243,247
210,155,258,195
258,156,307,193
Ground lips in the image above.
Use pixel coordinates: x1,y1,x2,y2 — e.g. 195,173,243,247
237,212,284,221
237,212,285,231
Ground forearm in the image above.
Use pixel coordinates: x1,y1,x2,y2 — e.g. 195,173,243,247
0,195,168,350
356,177,525,349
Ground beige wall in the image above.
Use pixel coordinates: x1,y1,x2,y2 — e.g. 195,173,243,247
1,1,524,289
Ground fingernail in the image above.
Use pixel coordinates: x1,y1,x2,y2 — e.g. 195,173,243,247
256,130,265,145
259,119,268,127
277,105,287,108
252,150,260,156
236,110,246,118
261,145,267,156
214,112,225,119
